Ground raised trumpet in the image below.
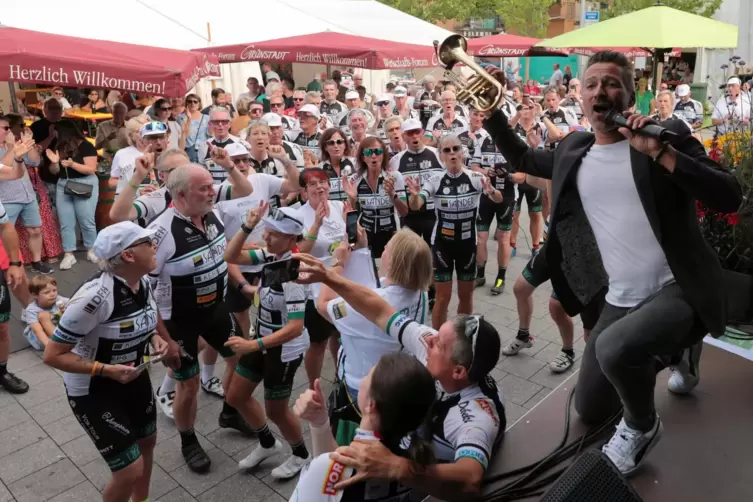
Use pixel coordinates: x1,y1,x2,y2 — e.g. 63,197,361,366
433,35,511,113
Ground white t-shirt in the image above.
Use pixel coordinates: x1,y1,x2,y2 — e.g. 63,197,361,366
167,121,182,150
576,140,674,307
111,146,147,195
711,94,751,134
300,200,346,298
215,173,285,273
549,70,563,87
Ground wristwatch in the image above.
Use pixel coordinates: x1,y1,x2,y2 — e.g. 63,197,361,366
8,261,21,267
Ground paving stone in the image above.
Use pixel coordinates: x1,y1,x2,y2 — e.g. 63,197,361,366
260,470,300,500
8,458,85,502
154,431,212,473
79,458,110,492
498,353,547,380
261,494,287,502
47,481,101,502
0,481,12,502
154,411,180,445
168,448,236,497
0,421,48,459
523,387,557,410
0,438,66,485
13,377,65,409
11,364,60,388
60,435,101,467
497,374,543,407
25,395,72,427
46,414,86,446
157,487,197,501
489,365,508,384
0,402,31,434
528,361,582,390
503,401,528,428
150,464,179,500
192,400,224,438
196,472,274,502
205,427,260,458
7,349,44,372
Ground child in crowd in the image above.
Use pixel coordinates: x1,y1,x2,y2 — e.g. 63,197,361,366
23,276,69,350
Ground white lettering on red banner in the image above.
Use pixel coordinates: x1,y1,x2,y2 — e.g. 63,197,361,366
382,57,432,69
474,45,527,57
240,46,291,62
9,65,166,94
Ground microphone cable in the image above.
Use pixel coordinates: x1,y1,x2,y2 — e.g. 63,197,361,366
482,386,623,501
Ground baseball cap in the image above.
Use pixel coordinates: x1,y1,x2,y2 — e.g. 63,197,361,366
224,142,249,157
266,71,281,82
140,121,168,137
345,90,359,100
461,315,501,382
93,222,157,261
393,86,407,97
261,112,283,127
728,77,742,86
401,118,423,132
676,84,691,97
376,94,392,104
263,207,304,235
298,104,321,119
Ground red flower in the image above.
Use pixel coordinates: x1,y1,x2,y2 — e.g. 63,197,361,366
725,213,739,225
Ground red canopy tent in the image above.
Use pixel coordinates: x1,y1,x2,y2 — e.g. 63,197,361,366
466,33,568,57
193,31,439,70
0,26,220,97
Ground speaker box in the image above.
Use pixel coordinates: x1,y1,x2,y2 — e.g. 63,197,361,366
541,450,643,502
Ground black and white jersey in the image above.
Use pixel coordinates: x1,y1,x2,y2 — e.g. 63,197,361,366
416,89,432,103
52,273,158,397
249,155,286,177
148,208,228,321
560,97,583,120
388,147,443,210
352,171,406,235
426,115,469,140
198,135,251,183
320,101,347,122
514,122,545,150
286,129,323,161
320,158,357,202
387,143,404,159
420,168,485,244
674,99,704,125
543,108,577,149
392,107,419,121
385,314,504,471
433,104,469,119
651,113,693,133
280,115,299,131
280,140,305,169
469,129,511,193
373,116,391,141
499,99,515,119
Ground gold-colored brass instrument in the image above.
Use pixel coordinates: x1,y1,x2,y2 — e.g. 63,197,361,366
433,35,511,113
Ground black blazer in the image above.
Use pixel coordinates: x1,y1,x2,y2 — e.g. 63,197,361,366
484,110,742,337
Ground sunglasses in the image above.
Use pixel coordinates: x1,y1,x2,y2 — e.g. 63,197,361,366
126,238,153,250
186,99,199,104
363,147,384,157
210,120,230,125
326,139,346,146
144,135,166,142
270,102,284,107
377,101,390,106
441,145,462,154
158,107,171,112
232,157,250,165
293,98,305,102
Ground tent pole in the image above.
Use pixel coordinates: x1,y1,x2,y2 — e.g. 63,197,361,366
207,22,216,90
652,48,668,93
7,83,18,114
525,57,530,82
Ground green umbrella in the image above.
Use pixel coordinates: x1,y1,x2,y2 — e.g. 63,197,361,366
534,5,737,49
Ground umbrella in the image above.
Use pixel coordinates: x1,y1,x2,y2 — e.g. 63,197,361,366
466,33,568,57
0,26,220,97
534,5,737,49
193,32,438,70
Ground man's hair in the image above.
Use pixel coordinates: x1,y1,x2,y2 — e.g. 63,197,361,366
450,316,474,370
211,88,225,99
157,149,189,172
544,86,559,97
383,116,403,132
323,80,338,90
266,82,282,97
247,77,258,85
305,91,321,103
656,89,675,103
166,164,199,197
209,107,230,120
52,86,64,93
236,97,252,115
29,275,57,295
111,101,128,112
586,50,636,107
282,76,295,90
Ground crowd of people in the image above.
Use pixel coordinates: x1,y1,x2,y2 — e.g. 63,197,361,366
0,49,740,502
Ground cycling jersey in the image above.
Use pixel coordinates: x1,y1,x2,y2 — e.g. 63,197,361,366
392,107,419,121
513,122,545,149
281,140,305,169
388,147,443,210
352,171,405,256
337,109,375,138
280,115,299,131
421,169,485,245
384,314,504,470
432,104,469,119
291,429,413,502
320,101,347,122
320,158,357,202
132,184,233,228
425,115,469,140
52,273,158,397
544,108,577,149
286,129,323,161
198,135,251,183
374,116,391,141
387,144,404,159
249,155,286,177
560,97,583,120
674,99,704,125
148,207,228,321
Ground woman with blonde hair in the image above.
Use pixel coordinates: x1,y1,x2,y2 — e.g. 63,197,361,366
246,122,287,177
231,97,252,136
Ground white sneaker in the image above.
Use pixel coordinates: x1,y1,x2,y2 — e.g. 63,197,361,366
59,254,77,270
668,342,702,395
271,453,311,479
238,440,283,470
602,416,663,475
156,386,175,420
86,249,99,263
502,337,533,356
201,376,225,397
549,352,574,373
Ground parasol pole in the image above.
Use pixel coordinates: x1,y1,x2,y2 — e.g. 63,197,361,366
652,48,668,94
207,22,216,89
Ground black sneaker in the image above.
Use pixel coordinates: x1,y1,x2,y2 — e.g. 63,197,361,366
30,262,53,274
182,442,211,473
0,372,29,394
474,277,486,288
219,412,256,437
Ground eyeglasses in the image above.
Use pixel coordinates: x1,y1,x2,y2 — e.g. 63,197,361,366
293,98,305,102
232,157,250,165
210,119,230,126
186,99,199,104
464,314,483,369
158,107,171,112
363,147,384,157
126,238,153,250
326,139,346,146
377,101,390,106
441,145,462,154
270,102,284,108
144,134,166,142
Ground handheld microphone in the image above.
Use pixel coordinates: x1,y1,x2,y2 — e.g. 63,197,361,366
605,111,680,144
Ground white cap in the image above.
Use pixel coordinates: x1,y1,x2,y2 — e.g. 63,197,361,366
261,112,283,127
298,104,321,119
93,222,157,261
393,86,407,97
345,90,360,100
728,77,742,86
140,121,168,137
266,71,281,82
401,118,422,132
376,94,392,104
263,207,304,235
676,84,691,97
224,142,249,157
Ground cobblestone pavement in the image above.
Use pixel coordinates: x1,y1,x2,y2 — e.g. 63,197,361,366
0,216,586,501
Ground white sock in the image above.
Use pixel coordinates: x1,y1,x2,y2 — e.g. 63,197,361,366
201,364,215,385
159,375,176,395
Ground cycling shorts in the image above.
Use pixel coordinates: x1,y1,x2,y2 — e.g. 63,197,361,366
164,304,239,381
477,197,514,233
522,251,550,289
305,300,338,343
402,212,436,249
68,372,156,472
514,183,543,213
226,271,261,314
0,271,9,324
433,241,477,283
235,345,303,400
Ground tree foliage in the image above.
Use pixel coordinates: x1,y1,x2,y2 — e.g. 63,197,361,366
602,0,723,20
494,0,557,38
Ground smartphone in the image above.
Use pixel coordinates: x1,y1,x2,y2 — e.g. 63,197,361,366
261,258,300,288
134,354,165,372
346,211,359,244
